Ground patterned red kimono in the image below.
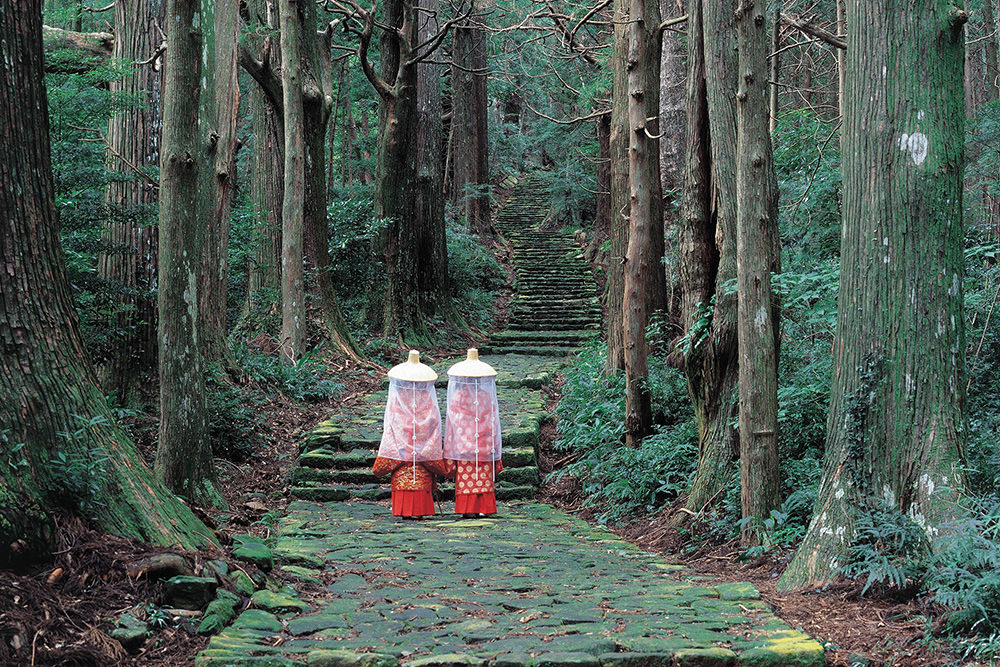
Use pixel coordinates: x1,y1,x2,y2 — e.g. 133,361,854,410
444,376,502,516
372,457,449,516
375,376,445,517
445,459,503,514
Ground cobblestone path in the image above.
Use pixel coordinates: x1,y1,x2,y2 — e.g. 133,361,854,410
197,502,823,667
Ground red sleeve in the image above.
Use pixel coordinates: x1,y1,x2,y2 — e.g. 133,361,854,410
372,456,403,478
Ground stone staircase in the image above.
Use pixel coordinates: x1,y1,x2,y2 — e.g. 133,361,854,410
485,173,602,356
289,355,564,504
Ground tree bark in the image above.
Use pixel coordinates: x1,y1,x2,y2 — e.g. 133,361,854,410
155,0,222,507
415,0,450,315
198,0,242,364
99,0,165,400
371,0,427,342
659,0,687,332
680,0,741,515
451,4,491,234
0,0,215,562
605,0,630,373
278,0,306,362
735,0,781,546
779,0,968,590
623,0,665,446
301,8,365,360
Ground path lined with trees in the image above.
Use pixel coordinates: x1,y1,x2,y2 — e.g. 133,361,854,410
3,0,1000,663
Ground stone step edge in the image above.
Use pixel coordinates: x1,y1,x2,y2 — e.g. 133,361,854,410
298,446,539,470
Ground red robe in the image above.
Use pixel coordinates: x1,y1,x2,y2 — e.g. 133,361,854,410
445,459,503,515
372,457,448,516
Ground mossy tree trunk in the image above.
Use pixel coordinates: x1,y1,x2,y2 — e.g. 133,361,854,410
623,0,665,446
679,0,741,515
0,0,215,563
155,0,223,508
735,0,780,546
98,0,164,400
779,0,968,590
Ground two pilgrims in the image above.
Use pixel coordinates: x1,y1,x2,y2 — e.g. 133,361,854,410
372,349,503,518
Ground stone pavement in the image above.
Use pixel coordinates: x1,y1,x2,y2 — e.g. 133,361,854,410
197,501,824,667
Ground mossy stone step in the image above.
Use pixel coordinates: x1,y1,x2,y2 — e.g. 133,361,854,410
298,446,537,475
303,386,548,453
482,345,581,357
292,464,540,489
289,482,536,502
490,331,598,345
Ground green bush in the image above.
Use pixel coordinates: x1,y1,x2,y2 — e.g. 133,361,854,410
446,222,506,329
552,342,698,523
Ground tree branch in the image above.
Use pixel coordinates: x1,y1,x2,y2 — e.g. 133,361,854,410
779,13,846,50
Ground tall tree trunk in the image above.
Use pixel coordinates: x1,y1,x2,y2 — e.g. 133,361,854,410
659,0,687,330
376,0,426,342
278,0,306,361
779,0,968,590
0,0,215,561
301,9,364,360
198,0,241,363
769,2,780,132
623,0,664,446
605,0,630,373
415,0,450,315
735,0,781,546
451,4,490,234
246,85,284,313
681,0,741,515
155,0,223,507
241,2,283,328
99,0,165,400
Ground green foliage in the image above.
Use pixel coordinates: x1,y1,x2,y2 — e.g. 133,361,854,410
446,222,506,329
50,415,113,513
928,505,1000,639
207,347,342,461
326,186,390,330
837,500,930,596
552,343,698,523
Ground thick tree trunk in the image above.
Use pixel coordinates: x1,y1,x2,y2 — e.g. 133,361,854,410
376,0,426,342
278,0,306,361
593,113,612,253
155,0,222,507
99,0,164,399
623,0,664,446
0,0,214,561
779,0,968,590
735,0,781,546
415,0,450,315
605,0,630,373
681,0,741,514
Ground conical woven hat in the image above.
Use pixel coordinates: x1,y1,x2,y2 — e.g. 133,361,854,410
387,350,438,382
447,348,497,378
